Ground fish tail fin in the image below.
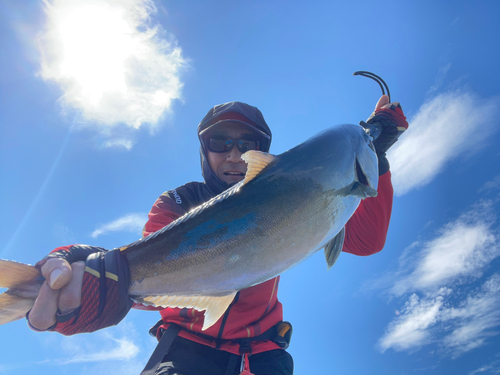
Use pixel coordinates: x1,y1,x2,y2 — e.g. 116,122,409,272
0,293,35,325
0,260,43,325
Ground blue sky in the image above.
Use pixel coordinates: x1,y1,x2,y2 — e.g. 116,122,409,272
1,0,500,374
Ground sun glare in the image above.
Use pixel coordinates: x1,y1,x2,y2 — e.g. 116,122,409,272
57,5,130,104
38,0,185,130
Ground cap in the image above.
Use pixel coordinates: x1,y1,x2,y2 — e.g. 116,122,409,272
198,102,271,149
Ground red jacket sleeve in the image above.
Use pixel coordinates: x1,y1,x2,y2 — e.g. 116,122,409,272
342,171,394,256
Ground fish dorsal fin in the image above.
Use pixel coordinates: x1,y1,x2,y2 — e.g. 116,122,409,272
324,227,345,270
241,150,276,186
120,182,246,252
135,292,237,331
120,151,276,253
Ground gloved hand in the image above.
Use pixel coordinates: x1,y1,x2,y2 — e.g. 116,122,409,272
360,95,409,175
27,244,133,335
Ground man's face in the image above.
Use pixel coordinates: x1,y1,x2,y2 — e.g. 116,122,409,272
204,122,262,185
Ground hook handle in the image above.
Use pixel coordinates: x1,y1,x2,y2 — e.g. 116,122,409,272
353,71,391,102
354,71,391,140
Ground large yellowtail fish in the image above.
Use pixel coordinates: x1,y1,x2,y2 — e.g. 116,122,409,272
0,123,378,330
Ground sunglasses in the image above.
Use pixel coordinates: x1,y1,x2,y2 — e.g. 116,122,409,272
207,136,261,153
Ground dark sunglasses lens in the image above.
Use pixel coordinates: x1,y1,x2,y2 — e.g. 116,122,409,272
208,138,230,152
208,138,260,153
237,140,259,153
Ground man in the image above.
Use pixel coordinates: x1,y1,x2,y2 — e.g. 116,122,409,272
27,98,408,375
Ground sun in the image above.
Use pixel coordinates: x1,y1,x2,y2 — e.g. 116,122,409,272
38,0,185,128
52,3,133,104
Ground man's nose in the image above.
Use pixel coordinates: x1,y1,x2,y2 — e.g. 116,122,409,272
226,146,243,162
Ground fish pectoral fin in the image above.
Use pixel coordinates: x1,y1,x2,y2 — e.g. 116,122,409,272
138,292,237,331
241,150,276,185
324,227,345,270
347,181,378,199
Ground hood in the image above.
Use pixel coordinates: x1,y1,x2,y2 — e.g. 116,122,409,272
197,102,272,195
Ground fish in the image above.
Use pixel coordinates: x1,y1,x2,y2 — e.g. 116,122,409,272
0,123,379,330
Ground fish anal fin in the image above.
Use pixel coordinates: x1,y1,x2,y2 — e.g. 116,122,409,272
138,292,237,331
241,151,276,185
324,227,345,270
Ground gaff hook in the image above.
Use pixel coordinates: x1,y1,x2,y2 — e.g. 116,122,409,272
353,71,391,102
353,71,392,140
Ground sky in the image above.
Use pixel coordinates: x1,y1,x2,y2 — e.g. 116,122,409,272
1,0,500,374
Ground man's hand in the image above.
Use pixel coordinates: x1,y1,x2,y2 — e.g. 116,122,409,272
28,258,85,331
374,95,391,110
27,245,133,335
361,95,409,175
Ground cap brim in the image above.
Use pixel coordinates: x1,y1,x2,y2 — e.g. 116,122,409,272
199,119,271,140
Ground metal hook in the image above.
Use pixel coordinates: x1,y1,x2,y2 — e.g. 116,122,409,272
353,71,391,102
353,71,393,140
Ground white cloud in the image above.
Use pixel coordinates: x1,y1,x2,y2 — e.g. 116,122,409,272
388,90,500,196
428,63,451,94
379,293,444,352
479,175,500,193
38,0,186,131
469,360,500,375
59,335,139,364
33,321,151,375
440,275,500,357
379,274,500,356
377,202,500,356
91,213,147,238
103,138,135,150
391,205,499,297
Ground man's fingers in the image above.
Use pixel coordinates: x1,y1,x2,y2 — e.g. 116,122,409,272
375,95,390,111
381,101,401,110
41,258,73,290
28,281,59,331
58,261,85,314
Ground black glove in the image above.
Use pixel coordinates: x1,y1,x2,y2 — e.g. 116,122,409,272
360,103,409,175
30,244,133,335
